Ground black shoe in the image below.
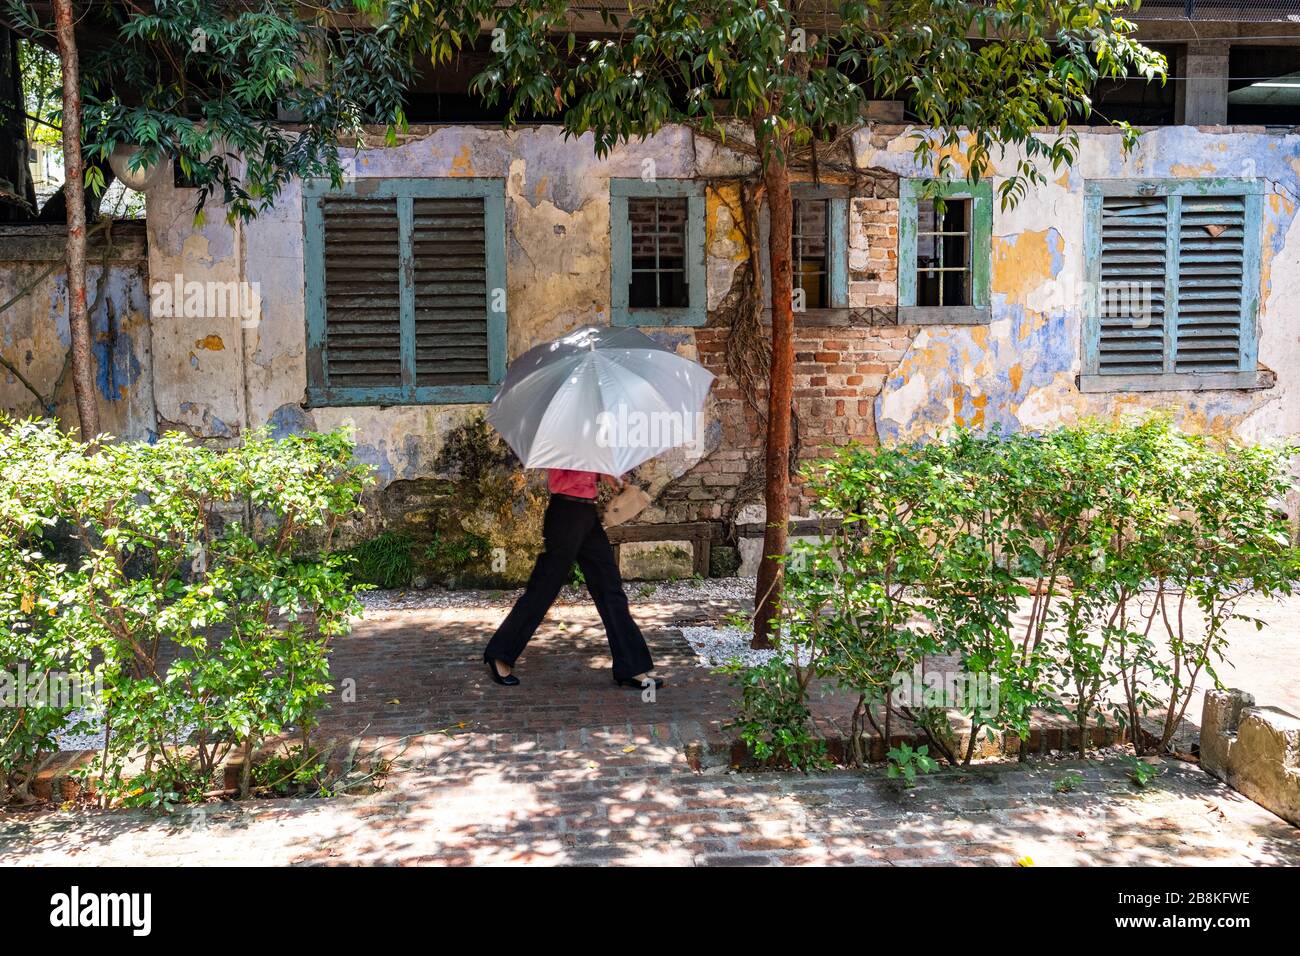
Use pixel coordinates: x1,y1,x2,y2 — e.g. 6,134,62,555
485,657,520,686
614,675,664,690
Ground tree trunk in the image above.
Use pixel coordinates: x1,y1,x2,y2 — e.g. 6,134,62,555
752,159,793,648
53,0,99,440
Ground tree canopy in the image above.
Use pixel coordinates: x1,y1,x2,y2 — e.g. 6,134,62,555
414,0,1164,200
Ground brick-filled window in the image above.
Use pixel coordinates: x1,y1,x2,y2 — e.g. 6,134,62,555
628,197,690,308
611,179,706,326
793,197,830,308
898,179,992,325
302,177,508,406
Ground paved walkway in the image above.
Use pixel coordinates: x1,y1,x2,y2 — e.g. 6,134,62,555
2,584,1297,866
3,744,1296,866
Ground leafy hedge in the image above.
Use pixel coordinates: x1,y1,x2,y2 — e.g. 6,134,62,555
738,418,1300,770
0,418,372,807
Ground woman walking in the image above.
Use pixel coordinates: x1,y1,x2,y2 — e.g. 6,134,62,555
482,468,662,690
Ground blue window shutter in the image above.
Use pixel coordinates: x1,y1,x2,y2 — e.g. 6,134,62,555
828,196,848,308
1082,178,1265,392
898,184,918,308
1093,194,1170,375
303,178,508,406
1175,194,1253,373
398,196,416,389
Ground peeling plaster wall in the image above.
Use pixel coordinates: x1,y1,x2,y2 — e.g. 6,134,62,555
862,126,1300,449
146,125,753,488
0,223,155,441
133,124,1300,535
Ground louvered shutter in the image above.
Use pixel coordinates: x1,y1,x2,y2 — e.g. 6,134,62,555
1096,196,1168,375
412,198,490,385
322,198,402,388
1175,196,1246,373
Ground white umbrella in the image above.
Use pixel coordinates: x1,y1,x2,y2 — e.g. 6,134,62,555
487,325,714,477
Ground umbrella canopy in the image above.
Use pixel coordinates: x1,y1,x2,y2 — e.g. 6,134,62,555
487,325,714,476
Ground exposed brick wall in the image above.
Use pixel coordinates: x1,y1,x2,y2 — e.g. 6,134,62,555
657,322,917,524
649,169,917,527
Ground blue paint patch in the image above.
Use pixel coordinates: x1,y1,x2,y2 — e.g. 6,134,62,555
1045,228,1065,277
92,331,142,403
267,403,318,440
353,441,395,486
400,433,428,478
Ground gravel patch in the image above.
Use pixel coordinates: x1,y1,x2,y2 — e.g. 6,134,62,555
680,623,809,669
55,708,106,752
55,708,198,754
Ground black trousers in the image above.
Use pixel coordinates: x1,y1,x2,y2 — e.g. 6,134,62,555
483,496,654,681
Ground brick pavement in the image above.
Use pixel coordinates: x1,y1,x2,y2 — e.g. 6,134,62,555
3,587,1297,866
3,743,1296,866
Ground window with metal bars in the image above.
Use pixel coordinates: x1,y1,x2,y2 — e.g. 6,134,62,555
758,185,848,317
611,179,706,326
899,179,992,325
1082,179,1267,393
302,178,507,406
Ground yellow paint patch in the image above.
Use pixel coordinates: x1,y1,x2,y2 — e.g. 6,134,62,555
951,384,988,428
706,183,750,261
1170,162,1216,178
992,231,1056,301
194,334,224,351
934,134,992,179
450,143,475,177
1009,363,1023,393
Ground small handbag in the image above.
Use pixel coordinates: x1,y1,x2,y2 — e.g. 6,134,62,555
601,483,652,526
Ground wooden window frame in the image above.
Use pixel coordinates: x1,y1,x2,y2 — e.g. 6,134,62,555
759,183,850,322
610,179,707,327
898,178,993,325
1080,178,1268,394
303,177,508,407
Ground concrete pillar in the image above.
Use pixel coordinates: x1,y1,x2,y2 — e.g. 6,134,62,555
1176,43,1230,126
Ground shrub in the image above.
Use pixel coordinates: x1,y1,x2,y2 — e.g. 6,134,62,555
0,418,372,807
724,655,829,772
763,417,1298,766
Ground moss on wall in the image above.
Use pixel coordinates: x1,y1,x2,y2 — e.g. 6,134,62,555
374,415,547,587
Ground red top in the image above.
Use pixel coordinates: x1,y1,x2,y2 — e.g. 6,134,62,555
547,469,599,499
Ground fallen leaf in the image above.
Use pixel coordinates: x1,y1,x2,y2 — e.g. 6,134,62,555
1016,856,1035,867
622,745,637,753
387,698,400,705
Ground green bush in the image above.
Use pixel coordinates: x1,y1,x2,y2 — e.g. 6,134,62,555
0,418,372,807
759,417,1298,767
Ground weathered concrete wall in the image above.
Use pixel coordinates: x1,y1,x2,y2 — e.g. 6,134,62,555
863,126,1300,454
123,123,1300,570
0,222,155,441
